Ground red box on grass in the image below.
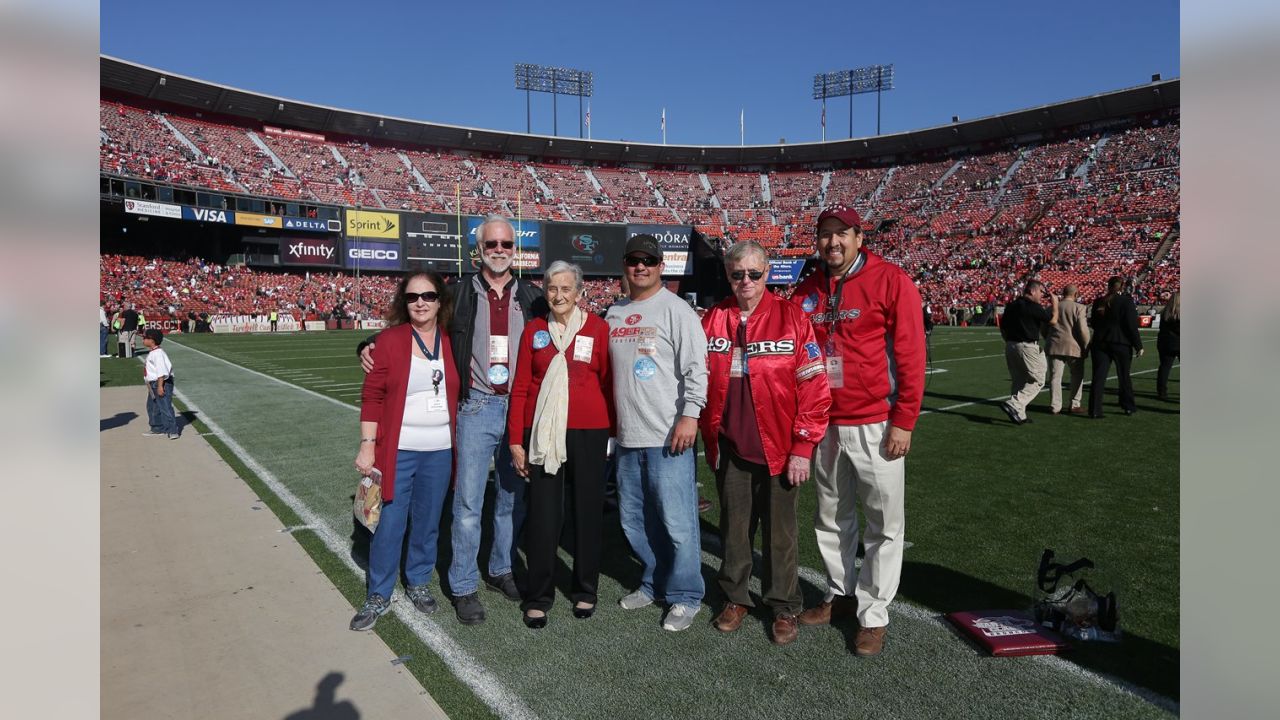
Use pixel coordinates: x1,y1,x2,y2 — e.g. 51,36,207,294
945,610,1071,657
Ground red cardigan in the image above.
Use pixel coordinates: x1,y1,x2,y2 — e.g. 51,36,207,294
360,322,459,500
507,313,614,441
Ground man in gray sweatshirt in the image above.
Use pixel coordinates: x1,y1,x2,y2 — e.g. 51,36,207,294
605,234,709,632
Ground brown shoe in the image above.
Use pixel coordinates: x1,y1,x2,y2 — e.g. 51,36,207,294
713,602,749,633
854,625,887,656
1069,407,1087,415
797,595,856,626
771,614,799,645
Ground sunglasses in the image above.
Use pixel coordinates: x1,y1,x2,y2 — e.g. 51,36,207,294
730,270,765,282
624,255,661,267
484,240,515,250
404,291,440,304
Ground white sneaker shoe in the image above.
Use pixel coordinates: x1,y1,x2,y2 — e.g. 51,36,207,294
662,604,700,632
141,431,165,437
618,590,653,610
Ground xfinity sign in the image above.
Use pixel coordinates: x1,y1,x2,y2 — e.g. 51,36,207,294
280,237,340,266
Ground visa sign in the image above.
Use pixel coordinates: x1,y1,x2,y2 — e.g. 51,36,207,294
344,240,403,271
182,206,233,224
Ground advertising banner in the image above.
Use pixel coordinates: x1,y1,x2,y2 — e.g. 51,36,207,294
465,216,542,272
766,259,808,285
263,125,326,143
284,216,341,233
236,212,285,228
346,209,400,239
182,206,234,224
543,223,627,276
344,239,403,272
402,212,465,274
627,224,692,275
280,237,340,266
124,199,182,219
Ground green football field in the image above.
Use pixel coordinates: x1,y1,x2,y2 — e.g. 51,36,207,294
116,326,1178,719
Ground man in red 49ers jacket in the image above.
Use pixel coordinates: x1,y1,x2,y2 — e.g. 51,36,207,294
789,205,925,657
700,241,831,646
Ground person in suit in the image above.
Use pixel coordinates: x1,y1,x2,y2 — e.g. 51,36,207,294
1087,276,1144,418
1044,284,1092,415
350,271,459,631
1156,292,1180,401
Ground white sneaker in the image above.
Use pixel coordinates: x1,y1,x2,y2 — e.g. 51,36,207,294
168,433,180,440
141,431,165,437
662,604,700,632
618,590,653,610
100,354,111,358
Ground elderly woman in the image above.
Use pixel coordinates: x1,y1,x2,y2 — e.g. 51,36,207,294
699,241,831,645
350,271,459,631
508,261,613,629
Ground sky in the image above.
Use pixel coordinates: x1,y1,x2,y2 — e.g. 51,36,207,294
100,0,1179,147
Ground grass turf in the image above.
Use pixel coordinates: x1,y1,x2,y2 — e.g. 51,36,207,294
160,327,1178,719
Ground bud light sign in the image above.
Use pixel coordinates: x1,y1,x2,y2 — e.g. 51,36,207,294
465,216,541,272
345,239,403,271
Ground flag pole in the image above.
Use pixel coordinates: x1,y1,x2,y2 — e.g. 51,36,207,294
455,180,462,274
517,188,523,279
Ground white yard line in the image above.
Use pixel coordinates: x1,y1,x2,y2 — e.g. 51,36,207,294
922,365,1178,416
931,353,1005,363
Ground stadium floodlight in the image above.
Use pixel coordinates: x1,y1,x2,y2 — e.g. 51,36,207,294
811,64,895,140
515,63,595,139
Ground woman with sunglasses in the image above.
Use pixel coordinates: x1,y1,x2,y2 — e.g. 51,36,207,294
699,241,831,646
350,271,460,631
507,261,613,628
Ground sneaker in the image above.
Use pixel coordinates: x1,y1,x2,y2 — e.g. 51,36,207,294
483,572,521,602
100,354,112,358
141,431,165,437
452,592,485,625
619,590,654,610
662,604,700,632
405,584,438,614
168,433,180,440
349,594,391,631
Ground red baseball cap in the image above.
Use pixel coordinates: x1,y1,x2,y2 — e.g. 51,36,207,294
816,205,863,231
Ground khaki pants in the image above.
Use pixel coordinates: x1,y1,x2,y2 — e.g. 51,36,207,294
811,421,905,628
1004,341,1046,419
1048,354,1086,412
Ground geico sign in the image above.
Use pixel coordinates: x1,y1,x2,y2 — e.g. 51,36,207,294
348,248,399,260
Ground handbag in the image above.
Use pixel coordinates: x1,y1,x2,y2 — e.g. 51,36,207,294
354,468,383,532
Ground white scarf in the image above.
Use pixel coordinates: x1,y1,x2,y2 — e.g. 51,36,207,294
528,306,584,475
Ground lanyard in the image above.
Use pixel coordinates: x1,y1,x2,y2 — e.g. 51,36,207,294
411,328,444,395
826,252,862,351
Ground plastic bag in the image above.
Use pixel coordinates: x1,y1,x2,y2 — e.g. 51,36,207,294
354,468,382,532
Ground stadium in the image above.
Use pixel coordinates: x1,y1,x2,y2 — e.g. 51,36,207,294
99,39,1180,720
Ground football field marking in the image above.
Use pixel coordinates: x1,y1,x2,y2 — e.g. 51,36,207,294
922,365,1177,416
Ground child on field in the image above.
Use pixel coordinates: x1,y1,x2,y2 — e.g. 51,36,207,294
141,329,180,439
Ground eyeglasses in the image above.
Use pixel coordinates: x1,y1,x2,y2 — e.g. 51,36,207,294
404,291,440,304
484,240,515,250
730,270,765,282
624,255,661,267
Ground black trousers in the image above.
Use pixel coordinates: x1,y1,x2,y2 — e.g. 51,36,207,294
1089,342,1136,415
715,440,802,616
521,428,609,612
1157,350,1178,397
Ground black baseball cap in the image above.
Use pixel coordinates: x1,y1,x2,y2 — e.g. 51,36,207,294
624,234,662,260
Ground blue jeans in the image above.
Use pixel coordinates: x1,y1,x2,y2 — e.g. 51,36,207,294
447,390,526,596
368,448,452,600
100,325,109,355
146,379,179,434
615,446,704,609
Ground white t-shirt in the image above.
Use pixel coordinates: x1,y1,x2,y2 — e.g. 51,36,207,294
144,347,173,382
398,354,450,451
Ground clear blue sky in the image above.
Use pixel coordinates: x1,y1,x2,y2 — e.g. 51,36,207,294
101,0,1179,146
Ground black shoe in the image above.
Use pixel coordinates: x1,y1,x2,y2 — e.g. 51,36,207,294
484,572,521,602
572,603,596,619
406,584,438,614
1000,403,1024,425
453,592,486,625
1089,412,1104,419
1123,408,1137,416
523,611,547,629
1021,416,1034,424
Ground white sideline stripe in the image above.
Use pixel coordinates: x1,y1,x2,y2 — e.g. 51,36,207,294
173,391,538,720
921,365,1178,416
932,353,1004,363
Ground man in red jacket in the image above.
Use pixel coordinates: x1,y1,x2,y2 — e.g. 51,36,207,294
790,205,926,657
700,241,830,646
